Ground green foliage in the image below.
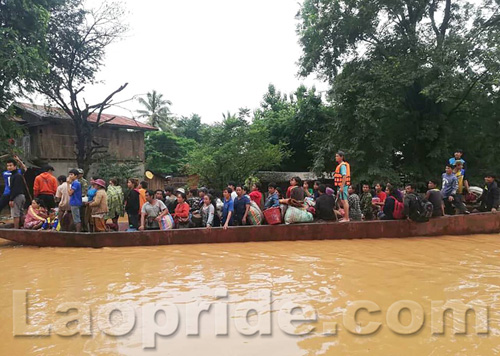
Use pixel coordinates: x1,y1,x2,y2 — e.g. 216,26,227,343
145,131,197,174
33,0,128,174
297,0,500,185
254,84,334,172
186,113,288,188
173,114,206,142
0,0,63,110
95,159,140,190
0,0,62,148
137,90,173,131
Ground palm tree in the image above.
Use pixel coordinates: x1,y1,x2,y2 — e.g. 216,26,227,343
137,90,173,131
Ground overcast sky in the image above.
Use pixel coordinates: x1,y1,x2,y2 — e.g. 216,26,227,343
71,0,328,123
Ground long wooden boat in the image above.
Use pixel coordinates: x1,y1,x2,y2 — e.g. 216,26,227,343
0,213,498,248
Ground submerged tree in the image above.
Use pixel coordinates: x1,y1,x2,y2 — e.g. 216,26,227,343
35,0,128,175
297,0,500,184
137,90,173,131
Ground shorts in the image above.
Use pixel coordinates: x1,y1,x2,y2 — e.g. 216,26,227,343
339,186,349,201
10,194,25,218
71,205,82,224
38,194,56,210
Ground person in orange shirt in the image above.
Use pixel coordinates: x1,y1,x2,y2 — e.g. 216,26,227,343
34,165,58,209
138,181,148,211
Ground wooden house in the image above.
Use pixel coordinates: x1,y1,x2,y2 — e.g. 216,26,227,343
10,102,157,177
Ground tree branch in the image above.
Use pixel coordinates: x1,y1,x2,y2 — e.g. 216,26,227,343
448,70,488,116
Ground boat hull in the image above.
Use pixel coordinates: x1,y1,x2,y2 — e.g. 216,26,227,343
0,213,498,248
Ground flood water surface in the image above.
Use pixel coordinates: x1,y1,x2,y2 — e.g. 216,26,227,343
0,234,498,355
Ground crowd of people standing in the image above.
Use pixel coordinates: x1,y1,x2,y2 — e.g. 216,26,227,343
0,149,498,232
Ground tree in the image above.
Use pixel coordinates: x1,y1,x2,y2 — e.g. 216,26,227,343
173,114,206,142
186,113,287,188
297,0,500,184
0,0,63,152
145,131,197,174
254,84,333,172
137,90,173,131
34,0,128,175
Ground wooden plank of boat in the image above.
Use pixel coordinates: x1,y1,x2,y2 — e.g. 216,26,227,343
0,213,498,248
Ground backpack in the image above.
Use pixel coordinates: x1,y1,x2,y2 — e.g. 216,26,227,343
411,194,431,222
391,197,405,220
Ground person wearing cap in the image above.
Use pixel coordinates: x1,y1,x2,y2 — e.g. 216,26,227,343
33,165,58,210
67,169,83,232
478,174,499,213
88,179,108,232
76,169,88,197
76,168,89,231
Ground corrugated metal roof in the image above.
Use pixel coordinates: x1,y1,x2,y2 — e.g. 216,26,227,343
14,102,157,131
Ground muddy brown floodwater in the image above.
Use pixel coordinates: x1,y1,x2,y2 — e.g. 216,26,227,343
0,234,498,355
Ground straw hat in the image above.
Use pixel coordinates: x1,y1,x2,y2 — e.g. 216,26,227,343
176,188,185,194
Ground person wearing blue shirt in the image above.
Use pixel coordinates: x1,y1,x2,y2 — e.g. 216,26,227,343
221,188,234,230
448,149,466,175
0,156,25,213
441,164,467,215
264,182,280,209
67,169,83,232
233,185,251,226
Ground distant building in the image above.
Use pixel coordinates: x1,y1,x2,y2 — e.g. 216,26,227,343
10,102,157,177
256,171,335,190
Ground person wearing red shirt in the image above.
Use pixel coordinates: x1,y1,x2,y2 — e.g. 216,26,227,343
249,183,263,209
34,165,58,209
173,192,190,228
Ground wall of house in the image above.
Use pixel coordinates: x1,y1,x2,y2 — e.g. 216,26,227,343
29,123,145,162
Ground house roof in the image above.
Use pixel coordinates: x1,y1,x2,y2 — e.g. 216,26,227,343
256,171,334,182
13,102,157,131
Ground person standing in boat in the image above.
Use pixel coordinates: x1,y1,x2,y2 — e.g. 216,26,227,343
76,169,89,231
173,191,190,228
477,174,499,213
441,164,468,215
360,184,374,220
33,165,58,210
106,178,125,231
334,151,350,222
233,186,251,226
201,194,215,228
55,175,71,230
228,181,238,200
139,190,169,231
425,180,445,217
448,149,466,175
125,178,141,230
67,169,83,232
453,161,469,211
138,181,148,213
249,183,263,209
221,188,234,229
347,185,362,221
88,179,108,232
164,186,178,214
1,157,26,221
